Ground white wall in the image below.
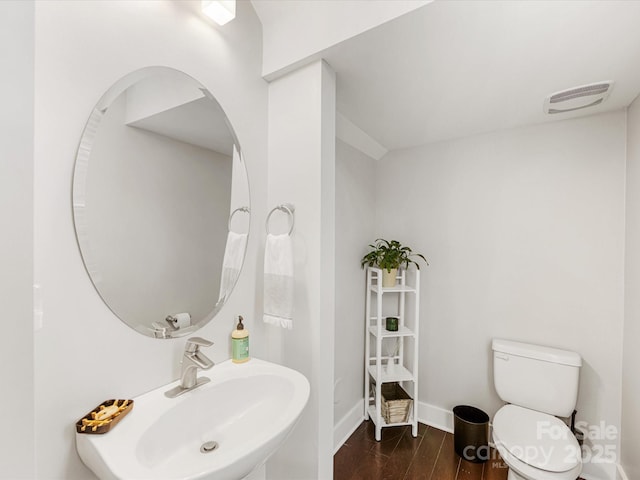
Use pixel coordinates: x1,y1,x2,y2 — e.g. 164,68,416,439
0,1,35,477
376,111,626,480
263,60,336,479
333,139,376,447
622,96,640,480
33,1,267,477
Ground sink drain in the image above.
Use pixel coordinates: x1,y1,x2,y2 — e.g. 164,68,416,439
200,441,219,454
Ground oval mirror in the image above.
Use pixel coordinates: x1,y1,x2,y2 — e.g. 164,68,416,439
72,67,250,339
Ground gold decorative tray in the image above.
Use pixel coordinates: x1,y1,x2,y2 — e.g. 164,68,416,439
75,399,134,434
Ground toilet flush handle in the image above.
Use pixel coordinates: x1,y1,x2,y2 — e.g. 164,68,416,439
495,353,510,361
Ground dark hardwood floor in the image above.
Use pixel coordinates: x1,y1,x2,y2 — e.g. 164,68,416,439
334,421,508,480
334,421,587,480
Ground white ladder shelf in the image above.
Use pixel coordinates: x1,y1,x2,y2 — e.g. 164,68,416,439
364,267,420,441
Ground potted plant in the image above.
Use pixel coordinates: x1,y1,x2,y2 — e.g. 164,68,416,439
360,238,428,287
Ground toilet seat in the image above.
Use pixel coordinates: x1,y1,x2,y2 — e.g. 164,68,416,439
493,405,582,480
494,438,582,480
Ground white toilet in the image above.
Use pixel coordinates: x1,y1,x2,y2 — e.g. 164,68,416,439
492,339,583,480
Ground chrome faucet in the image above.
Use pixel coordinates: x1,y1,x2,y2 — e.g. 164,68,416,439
165,337,214,398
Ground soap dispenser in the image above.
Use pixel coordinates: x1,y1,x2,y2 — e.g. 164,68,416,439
231,315,249,363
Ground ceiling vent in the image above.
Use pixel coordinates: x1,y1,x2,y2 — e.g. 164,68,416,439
544,81,613,114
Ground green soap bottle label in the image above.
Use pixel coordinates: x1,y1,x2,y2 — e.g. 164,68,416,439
232,337,249,361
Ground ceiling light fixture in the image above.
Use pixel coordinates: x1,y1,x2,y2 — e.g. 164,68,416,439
202,0,236,26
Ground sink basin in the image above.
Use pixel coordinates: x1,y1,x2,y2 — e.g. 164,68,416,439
76,358,310,479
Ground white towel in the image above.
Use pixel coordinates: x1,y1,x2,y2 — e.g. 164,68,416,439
218,231,248,303
263,233,294,329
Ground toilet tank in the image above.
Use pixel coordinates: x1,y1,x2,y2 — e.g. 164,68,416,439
492,339,581,417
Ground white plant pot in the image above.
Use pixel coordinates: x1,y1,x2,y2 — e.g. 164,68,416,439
382,268,398,287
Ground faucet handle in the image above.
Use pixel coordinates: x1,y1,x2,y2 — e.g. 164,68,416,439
185,337,213,353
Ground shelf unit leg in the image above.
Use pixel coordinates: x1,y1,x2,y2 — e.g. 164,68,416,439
375,425,381,441
364,268,371,420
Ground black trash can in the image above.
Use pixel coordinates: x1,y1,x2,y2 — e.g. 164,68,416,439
453,405,490,463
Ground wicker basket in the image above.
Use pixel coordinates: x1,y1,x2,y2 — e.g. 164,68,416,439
381,383,413,424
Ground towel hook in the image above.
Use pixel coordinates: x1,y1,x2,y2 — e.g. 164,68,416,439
266,203,295,236
228,206,250,231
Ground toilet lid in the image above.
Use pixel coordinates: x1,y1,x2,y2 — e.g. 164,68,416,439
493,405,581,473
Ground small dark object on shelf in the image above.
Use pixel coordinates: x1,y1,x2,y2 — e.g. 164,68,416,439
386,316,399,331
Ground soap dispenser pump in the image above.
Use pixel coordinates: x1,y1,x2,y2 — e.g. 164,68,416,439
231,315,249,363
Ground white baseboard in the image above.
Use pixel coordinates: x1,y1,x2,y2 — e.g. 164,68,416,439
333,399,454,453
416,400,454,433
616,463,629,480
333,400,365,454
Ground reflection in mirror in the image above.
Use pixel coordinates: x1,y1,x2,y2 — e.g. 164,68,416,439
73,67,250,339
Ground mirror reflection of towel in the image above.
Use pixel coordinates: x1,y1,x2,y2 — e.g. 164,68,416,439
218,231,248,303
263,233,293,329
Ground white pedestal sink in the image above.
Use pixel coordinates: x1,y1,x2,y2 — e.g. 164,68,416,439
76,358,310,479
